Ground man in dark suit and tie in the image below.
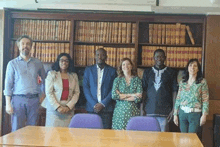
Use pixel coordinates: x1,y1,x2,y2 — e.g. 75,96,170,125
83,48,117,129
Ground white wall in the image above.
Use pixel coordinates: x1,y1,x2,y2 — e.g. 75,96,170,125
0,0,220,14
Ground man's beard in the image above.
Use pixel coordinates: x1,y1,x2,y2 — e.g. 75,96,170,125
22,49,29,56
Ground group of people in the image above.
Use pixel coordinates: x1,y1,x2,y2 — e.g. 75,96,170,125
4,35,209,134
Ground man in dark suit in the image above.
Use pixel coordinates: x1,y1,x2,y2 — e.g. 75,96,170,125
83,48,117,129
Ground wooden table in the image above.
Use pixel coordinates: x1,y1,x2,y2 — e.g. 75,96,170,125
0,126,203,147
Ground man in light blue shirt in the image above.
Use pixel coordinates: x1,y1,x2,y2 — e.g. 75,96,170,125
4,35,46,131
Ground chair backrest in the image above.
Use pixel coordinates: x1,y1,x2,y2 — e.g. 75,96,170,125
69,113,103,129
126,116,161,131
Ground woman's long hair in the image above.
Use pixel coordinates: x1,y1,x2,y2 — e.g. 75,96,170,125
52,53,75,73
117,58,137,77
182,58,203,84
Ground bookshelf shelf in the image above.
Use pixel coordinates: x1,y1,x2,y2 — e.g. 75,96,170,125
137,65,185,69
139,43,202,47
11,39,70,43
74,41,135,46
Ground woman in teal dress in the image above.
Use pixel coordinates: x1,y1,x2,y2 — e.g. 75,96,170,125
112,58,142,130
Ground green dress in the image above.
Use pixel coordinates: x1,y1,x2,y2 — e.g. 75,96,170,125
112,76,143,130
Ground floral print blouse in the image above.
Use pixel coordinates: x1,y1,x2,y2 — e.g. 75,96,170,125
174,78,209,116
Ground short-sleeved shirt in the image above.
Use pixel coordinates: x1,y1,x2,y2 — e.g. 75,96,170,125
142,66,178,116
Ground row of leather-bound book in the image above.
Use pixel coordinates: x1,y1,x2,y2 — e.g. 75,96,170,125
13,19,71,41
75,21,136,44
74,45,136,67
10,41,70,62
149,23,195,45
142,46,202,67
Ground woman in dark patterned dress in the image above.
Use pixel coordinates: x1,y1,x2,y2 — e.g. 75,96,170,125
112,58,142,130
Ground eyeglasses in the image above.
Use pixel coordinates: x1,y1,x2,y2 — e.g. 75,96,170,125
59,59,69,63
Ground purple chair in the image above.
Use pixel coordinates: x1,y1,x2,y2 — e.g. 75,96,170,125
126,116,161,131
69,113,103,129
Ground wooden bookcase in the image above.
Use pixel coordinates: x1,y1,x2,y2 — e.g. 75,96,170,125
2,9,206,134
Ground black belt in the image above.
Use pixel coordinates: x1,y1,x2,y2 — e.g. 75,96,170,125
13,94,39,98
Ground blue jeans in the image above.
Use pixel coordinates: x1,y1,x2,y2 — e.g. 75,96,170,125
155,117,169,132
11,95,39,132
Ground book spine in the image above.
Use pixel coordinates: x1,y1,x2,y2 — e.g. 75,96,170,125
184,47,189,67
166,47,171,67
170,24,176,45
153,24,158,44
175,23,181,45
186,25,195,45
161,24,166,44
180,24,186,45
126,22,132,43
121,23,127,43
149,24,153,44
198,47,202,64
157,24,162,44
118,23,122,43
132,23,136,43
165,24,171,44
114,22,119,43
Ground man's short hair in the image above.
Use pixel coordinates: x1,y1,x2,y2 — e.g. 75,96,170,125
154,49,165,56
96,48,107,55
16,35,33,47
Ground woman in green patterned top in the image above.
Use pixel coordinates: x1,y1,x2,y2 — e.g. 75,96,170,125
173,59,209,133
112,58,142,130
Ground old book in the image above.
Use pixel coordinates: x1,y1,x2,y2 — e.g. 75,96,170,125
180,47,185,67
102,22,107,43
51,43,55,62
132,23,136,43
114,22,119,43
157,24,162,44
99,22,104,42
170,24,176,45
153,24,158,44
186,25,195,45
55,43,59,62
65,43,70,54
121,23,127,43
47,43,52,62
193,47,198,59
65,20,69,41
105,47,112,66
126,22,132,43
118,22,122,43
198,47,202,64
180,25,186,45
173,47,177,67
165,24,171,44
149,24,153,44
184,47,189,67
61,21,66,41
112,47,117,67
108,22,113,43
176,47,181,67
188,47,193,61
175,23,181,45
166,47,171,67
161,24,166,44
